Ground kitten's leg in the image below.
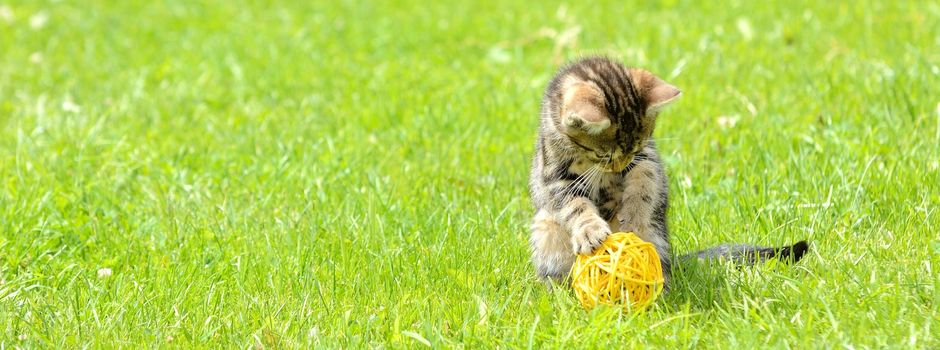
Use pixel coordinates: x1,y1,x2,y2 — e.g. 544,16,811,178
558,196,612,255
615,159,672,284
530,196,611,284
530,209,573,284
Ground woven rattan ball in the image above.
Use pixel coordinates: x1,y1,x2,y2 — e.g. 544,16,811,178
570,232,665,312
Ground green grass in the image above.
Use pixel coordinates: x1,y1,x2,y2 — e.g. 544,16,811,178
1,0,938,348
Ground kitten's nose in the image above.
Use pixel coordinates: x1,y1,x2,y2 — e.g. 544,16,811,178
608,155,635,172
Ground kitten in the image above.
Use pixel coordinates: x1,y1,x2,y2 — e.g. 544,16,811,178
528,56,807,286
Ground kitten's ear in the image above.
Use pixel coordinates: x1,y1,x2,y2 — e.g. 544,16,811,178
647,80,681,112
561,82,610,134
631,69,681,115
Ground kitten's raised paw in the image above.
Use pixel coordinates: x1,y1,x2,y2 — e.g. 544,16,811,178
571,224,611,255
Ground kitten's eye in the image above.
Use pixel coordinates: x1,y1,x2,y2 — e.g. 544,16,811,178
569,138,596,153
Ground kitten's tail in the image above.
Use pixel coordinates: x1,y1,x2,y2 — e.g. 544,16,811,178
678,241,809,265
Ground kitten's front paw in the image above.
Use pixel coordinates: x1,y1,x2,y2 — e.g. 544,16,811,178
571,224,611,255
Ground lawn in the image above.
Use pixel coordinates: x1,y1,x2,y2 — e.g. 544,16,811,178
1,0,938,348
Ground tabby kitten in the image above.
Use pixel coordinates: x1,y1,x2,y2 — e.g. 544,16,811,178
528,56,807,286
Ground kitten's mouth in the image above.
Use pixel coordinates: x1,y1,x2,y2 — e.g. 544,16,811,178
603,156,634,173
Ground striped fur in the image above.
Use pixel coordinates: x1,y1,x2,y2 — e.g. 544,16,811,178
528,57,808,287
529,57,677,284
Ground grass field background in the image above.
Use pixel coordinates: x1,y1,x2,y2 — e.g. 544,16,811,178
1,0,939,348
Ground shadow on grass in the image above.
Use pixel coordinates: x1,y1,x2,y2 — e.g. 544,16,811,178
660,259,739,311
661,242,811,311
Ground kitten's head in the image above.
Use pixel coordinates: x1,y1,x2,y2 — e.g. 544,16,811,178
551,58,680,172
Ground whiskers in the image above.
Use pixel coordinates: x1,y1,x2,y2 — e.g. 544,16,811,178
558,157,610,200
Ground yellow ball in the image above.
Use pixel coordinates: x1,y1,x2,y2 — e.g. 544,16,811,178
570,232,665,312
